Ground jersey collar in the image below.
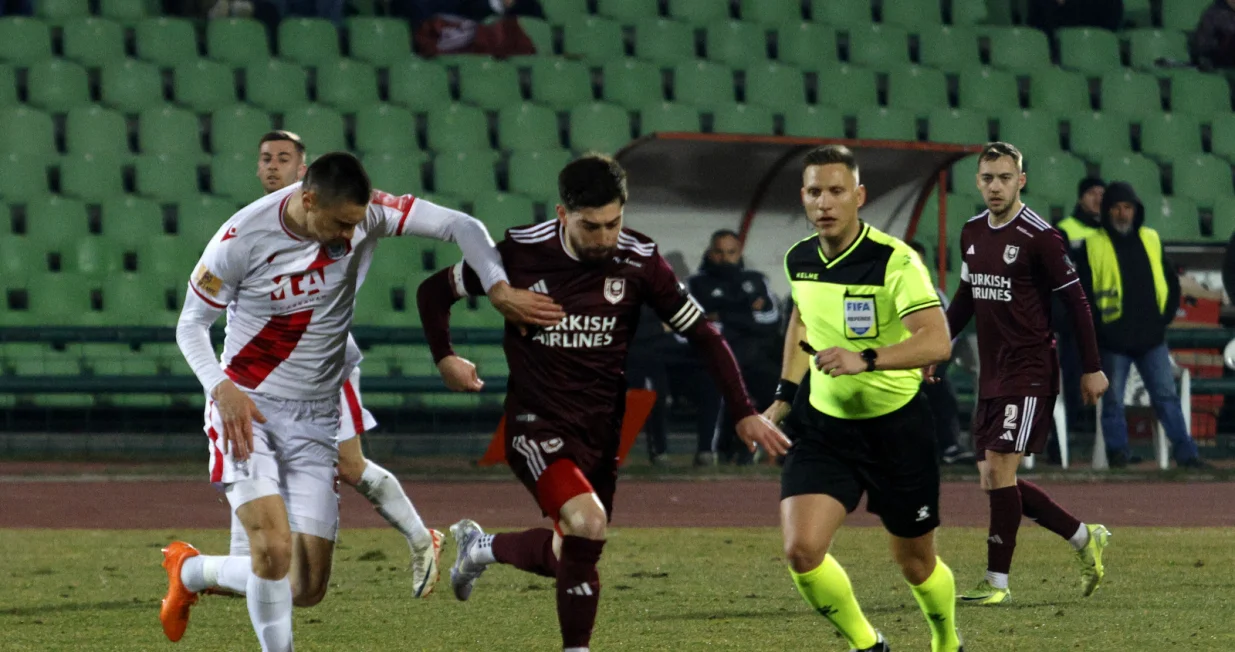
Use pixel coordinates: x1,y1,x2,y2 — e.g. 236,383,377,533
986,203,1027,230
816,222,869,268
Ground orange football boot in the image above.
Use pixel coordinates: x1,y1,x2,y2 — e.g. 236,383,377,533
159,541,201,642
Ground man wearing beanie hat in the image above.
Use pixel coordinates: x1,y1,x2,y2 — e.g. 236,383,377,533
1076,181,1204,469
1057,178,1106,249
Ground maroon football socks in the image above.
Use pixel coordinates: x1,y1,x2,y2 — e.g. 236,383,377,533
557,535,605,650
987,485,1022,576
1018,479,1083,541
492,528,558,578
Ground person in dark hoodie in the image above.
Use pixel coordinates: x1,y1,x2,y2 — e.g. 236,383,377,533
1057,177,1105,249
688,230,781,465
1077,181,1204,468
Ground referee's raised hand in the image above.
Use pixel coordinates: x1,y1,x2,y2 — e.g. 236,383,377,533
735,414,792,456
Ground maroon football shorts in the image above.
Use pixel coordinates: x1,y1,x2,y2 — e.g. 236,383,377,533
973,395,1056,461
504,412,619,523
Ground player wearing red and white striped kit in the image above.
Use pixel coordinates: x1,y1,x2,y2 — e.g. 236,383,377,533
158,152,561,651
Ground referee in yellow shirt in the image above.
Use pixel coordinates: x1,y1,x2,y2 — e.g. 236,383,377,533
764,146,962,652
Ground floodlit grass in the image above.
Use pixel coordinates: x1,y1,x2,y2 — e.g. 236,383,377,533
2,527,1233,651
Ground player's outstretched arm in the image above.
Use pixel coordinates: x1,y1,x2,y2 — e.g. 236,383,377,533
763,304,811,426
416,266,477,391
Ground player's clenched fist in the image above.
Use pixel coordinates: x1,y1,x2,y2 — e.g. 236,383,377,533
210,380,266,461
1080,371,1109,406
736,414,792,457
813,347,866,376
437,355,484,392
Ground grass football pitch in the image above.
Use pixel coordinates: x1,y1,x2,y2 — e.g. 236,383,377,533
2,526,1232,651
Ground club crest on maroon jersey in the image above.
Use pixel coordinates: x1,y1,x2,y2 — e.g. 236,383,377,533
604,277,626,304
1002,244,1020,264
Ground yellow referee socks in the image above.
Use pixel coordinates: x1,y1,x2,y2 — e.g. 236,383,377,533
790,554,879,650
908,557,961,652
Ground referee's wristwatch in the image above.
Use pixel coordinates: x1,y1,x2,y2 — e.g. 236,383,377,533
860,348,878,372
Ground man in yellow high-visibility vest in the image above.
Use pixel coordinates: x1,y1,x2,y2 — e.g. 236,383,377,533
1076,181,1203,469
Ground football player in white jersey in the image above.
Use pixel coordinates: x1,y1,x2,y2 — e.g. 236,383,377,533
203,131,444,601
160,152,563,651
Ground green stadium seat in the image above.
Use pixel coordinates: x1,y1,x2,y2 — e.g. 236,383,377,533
1210,114,1235,164
1172,154,1232,204
810,0,872,26
426,103,490,151
208,151,262,204
452,300,504,329
246,59,308,112
63,17,126,65
1140,113,1202,162
0,17,52,65
1152,195,1202,241
315,58,379,112
706,20,768,67
1210,196,1235,240
1100,70,1163,118
27,59,90,112
1170,72,1231,116
881,0,942,27
102,59,165,113
639,101,701,134
136,153,200,201
917,25,978,70
530,58,594,110
949,155,981,198
540,0,590,22
177,193,234,243
25,195,90,254
1068,111,1131,163
669,0,731,25
497,102,560,151
0,64,15,106
776,22,837,70
1101,153,1162,196
673,60,734,107
740,0,801,24
278,18,340,67
856,107,918,140
174,59,238,112
634,18,697,65
138,233,197,278
473,192,536,233
0,236,32,280
997,109,1062,159
987,27,1051,73
67,238,123,278
508,149,572,201
1029,67,1091,114
956,66,1018,113
520,17,554,55
597,0,658,22
36,0,89,25
100,0,147,25
814,63,878,111
26,273,97,326
1122,0,1153,28
563,16,625,63
139,105,203,160
1128,29,1190,71
1057,28,1122,75
743,62,805,108
458,59,523,110
101,196,166,249
1162,0,1212,31
602,59,664,110
928,108,989,145
0,107,56,163
210,104,272,155
283,104,347,153
388,59,451,113
1024,152,1086,207
0,154,51,201
433,150,499,196
207,18,270,66
355,104,417,155
364,151,429,195
136,18,198,68
886,65,948,115
569,102,633,154
346,18,411,66
847,24,910,67
60,153,125,201
782,104,844,138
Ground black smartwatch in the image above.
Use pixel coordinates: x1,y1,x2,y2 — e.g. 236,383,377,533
860,348,878,372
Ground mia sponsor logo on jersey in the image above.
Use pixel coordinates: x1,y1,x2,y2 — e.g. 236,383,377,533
969,273,1013,301
604,277,625,304
534,314,618,348
270,268,326,301
843,295,878,339
1003,244,1020,264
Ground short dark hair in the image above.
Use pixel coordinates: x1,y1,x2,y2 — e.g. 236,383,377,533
709,229,740,248
559,154,628,211
803,145,859,178
302,152,371,206
980,141,1023,171
258,130,305,155
907,240,928,258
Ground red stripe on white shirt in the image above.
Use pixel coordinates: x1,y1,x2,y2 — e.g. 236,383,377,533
224,309,315,389
341,378,365,436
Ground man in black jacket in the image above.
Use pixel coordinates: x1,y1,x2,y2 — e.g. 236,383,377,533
1077,182,1203,468
688,230,781,465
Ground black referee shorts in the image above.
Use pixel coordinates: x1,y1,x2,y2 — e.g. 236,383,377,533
781,392,941,539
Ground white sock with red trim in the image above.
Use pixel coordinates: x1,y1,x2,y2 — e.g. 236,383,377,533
357,461,431,548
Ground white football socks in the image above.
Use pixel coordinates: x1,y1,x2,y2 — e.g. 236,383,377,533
1069,523,1090,551
356,461,431,548
469,534,496,566
247,574,293,652
985,570,1009,590
180,555,252,595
